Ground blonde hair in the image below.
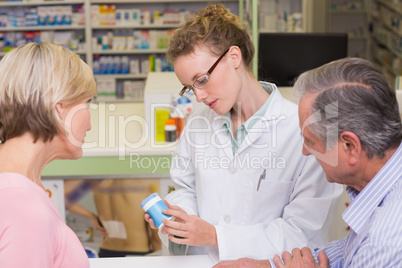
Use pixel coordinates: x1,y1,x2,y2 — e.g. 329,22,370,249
0,42,97,143
167,4,254,70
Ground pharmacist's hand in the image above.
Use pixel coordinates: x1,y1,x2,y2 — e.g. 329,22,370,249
213,258,271,268
161,202,217,247
144,200,171,229
273,248,329,268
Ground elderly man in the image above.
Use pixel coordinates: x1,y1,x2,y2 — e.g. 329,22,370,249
214,57,402,268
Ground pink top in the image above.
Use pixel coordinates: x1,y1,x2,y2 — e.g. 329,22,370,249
0,173,89,268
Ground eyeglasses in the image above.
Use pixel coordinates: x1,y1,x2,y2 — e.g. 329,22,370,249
179,48,230,97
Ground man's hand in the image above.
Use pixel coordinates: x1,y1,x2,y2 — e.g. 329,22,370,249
213,258,271,268
273,248,329,268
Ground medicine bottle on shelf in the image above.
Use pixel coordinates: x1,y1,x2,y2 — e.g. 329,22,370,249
165,119,177,142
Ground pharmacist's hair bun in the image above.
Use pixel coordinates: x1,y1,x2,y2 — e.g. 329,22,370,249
197,4,241,27
199,4,228,18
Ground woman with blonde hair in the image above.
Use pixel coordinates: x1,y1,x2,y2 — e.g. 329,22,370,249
145,4,342,263
0,42,97,267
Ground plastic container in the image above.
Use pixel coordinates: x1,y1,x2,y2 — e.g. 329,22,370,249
140,192,173,230
165,119,177,142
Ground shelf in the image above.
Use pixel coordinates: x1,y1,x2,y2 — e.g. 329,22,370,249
92,24,181,30
0,0,84,6
373,35,402,60
373,56,399,76
92,49,167,55
382,22,402,38
348,35,369,40
1,49,86,56
329,10,367,14
0,25,85,31
95,74,148,79
378,0,402,16
94,97,143,103
91,0,236,3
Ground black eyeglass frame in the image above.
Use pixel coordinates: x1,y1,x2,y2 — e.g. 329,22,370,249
179,48,230,97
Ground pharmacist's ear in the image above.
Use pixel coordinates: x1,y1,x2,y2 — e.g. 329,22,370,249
229,46,242,69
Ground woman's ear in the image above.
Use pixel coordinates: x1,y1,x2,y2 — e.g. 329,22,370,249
339,131,362,165
229,46,242,69
56,102,64,119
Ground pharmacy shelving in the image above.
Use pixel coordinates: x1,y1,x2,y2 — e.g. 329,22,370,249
91,0,236,3
95,74,148,79
92,49,167,55
370,0,402,87
258,0,305,33
92,24,181,30
0,0,84,6
89,0,238,101
327,0,371,58
0,25,85,31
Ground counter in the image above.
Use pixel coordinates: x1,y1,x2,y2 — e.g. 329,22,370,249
42,143,177,179
89,255,214,268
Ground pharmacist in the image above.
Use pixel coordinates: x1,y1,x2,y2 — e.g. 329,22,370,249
145,4,342,262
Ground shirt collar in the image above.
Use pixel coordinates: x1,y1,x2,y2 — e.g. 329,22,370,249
221,82,276,132
342,142,402,234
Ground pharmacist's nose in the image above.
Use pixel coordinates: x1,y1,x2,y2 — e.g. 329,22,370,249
194,88,207,103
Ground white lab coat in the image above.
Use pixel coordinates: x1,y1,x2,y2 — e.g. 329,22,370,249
165,83,343,261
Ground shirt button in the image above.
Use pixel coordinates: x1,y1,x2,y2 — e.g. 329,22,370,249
224,215,231,224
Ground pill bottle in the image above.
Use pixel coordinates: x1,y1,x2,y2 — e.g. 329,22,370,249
165,119,177,142
140,192,173,230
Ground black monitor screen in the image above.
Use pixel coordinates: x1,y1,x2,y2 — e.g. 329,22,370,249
258,33,348,87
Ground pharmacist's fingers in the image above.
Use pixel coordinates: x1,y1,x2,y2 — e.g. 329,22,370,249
162,217,188,231
144,213,158,229
164,225,188,240
165,201,186,213
163,208,190,222
168,234,189,245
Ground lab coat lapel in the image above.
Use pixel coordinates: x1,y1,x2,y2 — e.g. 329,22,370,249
236,119,269,155
235,87,286,155
211,115,234,160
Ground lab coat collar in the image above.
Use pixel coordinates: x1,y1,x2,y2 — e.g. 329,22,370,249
235,82,287,154
211,82,289,157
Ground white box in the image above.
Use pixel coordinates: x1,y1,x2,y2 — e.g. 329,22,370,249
96,77,116,100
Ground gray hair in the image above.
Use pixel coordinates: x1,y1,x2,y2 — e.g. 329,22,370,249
293,57,402,158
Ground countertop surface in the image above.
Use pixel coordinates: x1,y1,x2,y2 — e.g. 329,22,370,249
89,255,214,268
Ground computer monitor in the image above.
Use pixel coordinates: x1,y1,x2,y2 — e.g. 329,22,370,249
257,32,348,87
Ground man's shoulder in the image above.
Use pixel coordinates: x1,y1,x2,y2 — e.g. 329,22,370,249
369,177,402,246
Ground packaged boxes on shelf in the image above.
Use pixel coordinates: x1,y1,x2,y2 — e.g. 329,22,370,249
0,30,85,52
122,80,145,101
96,77,116,100
329,0,364,11
0,5,83,28
92,55,172,75
92,29,173,52
258,0,303,32
91,5,188,27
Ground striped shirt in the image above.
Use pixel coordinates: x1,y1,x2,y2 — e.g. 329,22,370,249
311,142,402,267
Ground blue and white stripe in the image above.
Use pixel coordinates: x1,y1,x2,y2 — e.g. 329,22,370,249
310,143,402,267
